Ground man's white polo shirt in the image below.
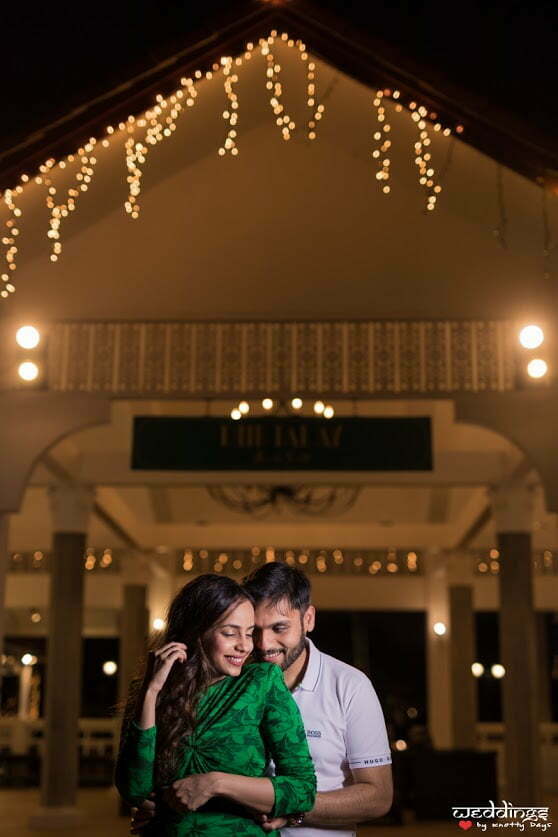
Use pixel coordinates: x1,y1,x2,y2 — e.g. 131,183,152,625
282,638,392,837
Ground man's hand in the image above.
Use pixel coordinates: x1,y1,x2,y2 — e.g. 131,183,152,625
130,796,156,834
163,773,219,813
257,813,288,832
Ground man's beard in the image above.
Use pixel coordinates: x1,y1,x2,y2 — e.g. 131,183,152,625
258,633,307,671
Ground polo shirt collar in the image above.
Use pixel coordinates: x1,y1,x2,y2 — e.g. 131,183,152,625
298,637,322,692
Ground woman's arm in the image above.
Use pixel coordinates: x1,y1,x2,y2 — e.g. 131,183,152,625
259,664,317,818
114,642,187,804
165,772,276,814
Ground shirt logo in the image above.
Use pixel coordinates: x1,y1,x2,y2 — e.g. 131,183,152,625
306,729,322,738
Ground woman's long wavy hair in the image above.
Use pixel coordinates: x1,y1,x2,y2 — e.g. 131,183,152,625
121,573,254,785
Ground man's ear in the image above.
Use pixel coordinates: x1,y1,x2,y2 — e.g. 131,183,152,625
303,605,316,634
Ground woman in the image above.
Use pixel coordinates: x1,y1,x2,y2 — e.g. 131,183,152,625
115,574,316,835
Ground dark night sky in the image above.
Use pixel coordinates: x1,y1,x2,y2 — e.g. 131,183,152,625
3,0,558,153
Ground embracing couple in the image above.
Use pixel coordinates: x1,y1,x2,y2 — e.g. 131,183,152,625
115,562,393,835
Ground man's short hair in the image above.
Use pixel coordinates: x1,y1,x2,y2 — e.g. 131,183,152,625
243,561,311,612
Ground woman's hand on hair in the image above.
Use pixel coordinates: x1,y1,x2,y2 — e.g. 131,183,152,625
164,773,219,813
145,643,187,694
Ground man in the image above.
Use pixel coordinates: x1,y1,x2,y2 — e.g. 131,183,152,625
243,561,393,835
131,562,393,835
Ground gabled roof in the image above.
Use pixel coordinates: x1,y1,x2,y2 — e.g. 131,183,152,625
1,0,557,192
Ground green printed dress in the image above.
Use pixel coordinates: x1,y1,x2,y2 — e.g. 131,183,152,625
115,662,316,835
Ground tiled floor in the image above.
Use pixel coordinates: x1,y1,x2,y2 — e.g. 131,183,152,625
0,789,556,835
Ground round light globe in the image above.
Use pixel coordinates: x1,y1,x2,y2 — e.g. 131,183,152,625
152,618,166,631
313,400,325,415
519,325,544,349
21,653,36,666
527,358,548,379
16,325,41,349
102,660,117,676
18,361,39,381
291,397,303,410
433,621,447,636
491,663,505,679
230,408,242,420
471,662,485,677
262,398,274,410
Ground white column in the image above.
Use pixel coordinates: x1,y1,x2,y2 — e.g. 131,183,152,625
424,551,476,749
424,550,452,748
29,483,94,830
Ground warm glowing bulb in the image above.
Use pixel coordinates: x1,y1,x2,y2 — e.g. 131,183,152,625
18,361,39,381
16,326,40,349
21,653,36,666
323,405,334,419
519,325,544,349
262,398,274,410
313,400,325,415
291,397,303,410
102,660,117,676
238,401,250,414
152,618,166,631
231,408,242,420
491,663,505,679
527,359,548,379
394,739,408,751
433,621,447,636
471,662,484,678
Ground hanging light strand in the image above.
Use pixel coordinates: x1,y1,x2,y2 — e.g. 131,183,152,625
371,89,392,195
125,79,195,217
296,37,325,140
410,102,442,211
261,34,295,140
1,188,21,298
46,139,99,261
218,57,240,156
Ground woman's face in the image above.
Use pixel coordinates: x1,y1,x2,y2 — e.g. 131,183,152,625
205,598,255,678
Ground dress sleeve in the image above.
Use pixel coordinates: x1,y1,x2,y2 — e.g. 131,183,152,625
259,664,317,818
114,720,157,805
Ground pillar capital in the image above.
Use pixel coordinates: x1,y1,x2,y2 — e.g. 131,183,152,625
48,483,94,533
490,480,534,534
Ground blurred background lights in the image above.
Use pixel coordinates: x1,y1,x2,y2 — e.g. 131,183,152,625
471,662,485,677
527,358,548,379
433,621,447,636
238,401,250,414
291,397,303,410
394,739,408,751
323,405,335,419
18,361,39,381
491,663,506,679
262,398,274,410
152,618,166,631
230,408,242,420
16,325,41,349
519,324,544,349
102,660,117,676
313,400,325,415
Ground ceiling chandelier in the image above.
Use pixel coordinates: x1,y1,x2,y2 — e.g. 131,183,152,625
207,484,360,517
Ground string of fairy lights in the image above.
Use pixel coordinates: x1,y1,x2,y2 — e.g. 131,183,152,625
0,29,462,301
8,547,558,576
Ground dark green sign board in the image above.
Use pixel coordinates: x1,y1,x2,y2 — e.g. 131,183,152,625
132,416,432,471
